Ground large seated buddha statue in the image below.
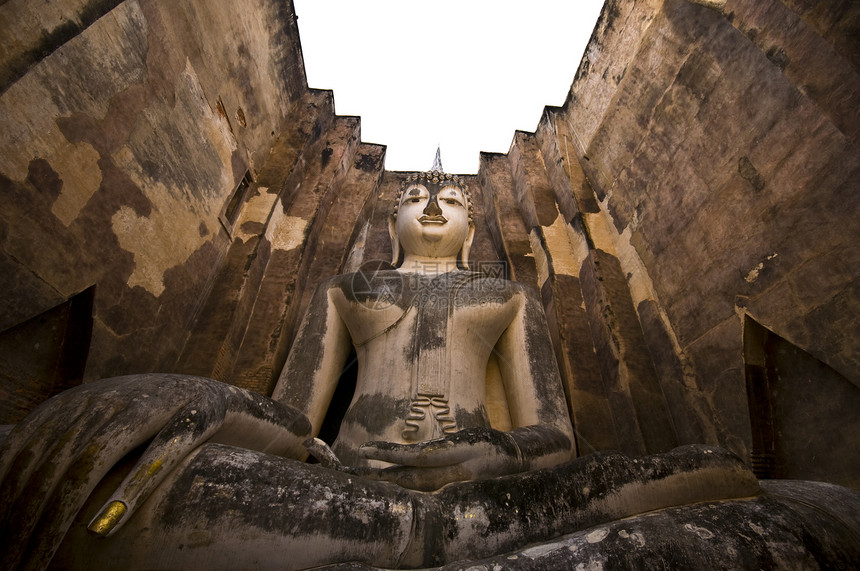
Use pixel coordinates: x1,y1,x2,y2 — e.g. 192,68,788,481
1,169,858,570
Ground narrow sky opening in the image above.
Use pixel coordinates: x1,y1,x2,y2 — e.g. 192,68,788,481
294,1,605,174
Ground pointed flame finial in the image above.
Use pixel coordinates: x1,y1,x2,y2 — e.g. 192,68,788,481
430,146,443,173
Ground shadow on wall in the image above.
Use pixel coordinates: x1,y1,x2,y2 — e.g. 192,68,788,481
745,316,860,489
0,286,94,424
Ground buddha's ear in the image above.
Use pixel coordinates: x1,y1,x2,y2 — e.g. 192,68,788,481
388,216,400,267
459,223,476,270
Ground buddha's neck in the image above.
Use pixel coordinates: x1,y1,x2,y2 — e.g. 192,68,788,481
399,255,459,275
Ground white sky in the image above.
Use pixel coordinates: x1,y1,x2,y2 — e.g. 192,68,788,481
294,0,605,175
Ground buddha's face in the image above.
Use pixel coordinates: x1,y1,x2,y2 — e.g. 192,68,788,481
395,181,470,259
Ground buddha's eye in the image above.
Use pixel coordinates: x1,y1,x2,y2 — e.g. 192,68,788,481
410,197,422,203
444,198,460,206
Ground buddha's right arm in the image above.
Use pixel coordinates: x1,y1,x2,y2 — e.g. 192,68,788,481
271,277,352,439
0,374,311,570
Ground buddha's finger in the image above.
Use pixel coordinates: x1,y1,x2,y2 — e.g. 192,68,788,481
359,438,474,467
364,463,469,491
0,381,134,529
304,437,345,469
2,398,183,571
0,400,110,570
88,392,229,538
0,375,216,569
87,382,310,539
0,376,151,492
0,382,91,478
0,387,98,506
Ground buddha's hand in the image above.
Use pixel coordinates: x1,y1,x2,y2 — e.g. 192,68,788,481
359,425,570,491
0,374,310,569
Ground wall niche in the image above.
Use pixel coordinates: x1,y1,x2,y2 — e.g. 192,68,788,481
745,316,860,489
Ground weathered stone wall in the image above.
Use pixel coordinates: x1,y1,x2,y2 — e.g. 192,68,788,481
0,0,308,420
553,0,860,463
470,126,686,459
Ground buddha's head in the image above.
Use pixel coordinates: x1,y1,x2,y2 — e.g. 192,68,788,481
390,171,475,269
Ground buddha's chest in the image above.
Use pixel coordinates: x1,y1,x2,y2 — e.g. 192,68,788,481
334,271,517,350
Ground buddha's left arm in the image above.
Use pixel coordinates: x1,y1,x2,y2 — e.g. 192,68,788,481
491,286,576,468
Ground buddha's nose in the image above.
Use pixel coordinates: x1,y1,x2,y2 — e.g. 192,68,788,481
423,196,443,216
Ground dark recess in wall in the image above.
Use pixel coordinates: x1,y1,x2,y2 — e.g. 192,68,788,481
745,316,860,489
0,286,95,424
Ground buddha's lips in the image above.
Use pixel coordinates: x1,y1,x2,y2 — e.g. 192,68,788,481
419,215,447,224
